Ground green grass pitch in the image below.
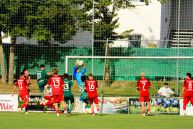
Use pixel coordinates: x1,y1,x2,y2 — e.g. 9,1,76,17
0,112,192,129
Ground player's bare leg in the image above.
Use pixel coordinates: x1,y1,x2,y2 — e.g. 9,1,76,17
21,98,29,114
96,104,100,113
21,102,28,113
140,102,145,116
54,103,60,116
147,102,151,115
90,104,95,116
84,103,88,114
61,101,67,114
183,97,189,116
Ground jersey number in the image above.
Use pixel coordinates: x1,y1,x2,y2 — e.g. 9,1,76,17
18,81,23,90
53,79,60,88
88,83,95,91
188,82,192,90
64,84,69,91
37,72,41,80
142,82,146,91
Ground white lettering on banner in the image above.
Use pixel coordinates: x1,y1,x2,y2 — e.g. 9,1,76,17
29,97,42,102
0,94,18,111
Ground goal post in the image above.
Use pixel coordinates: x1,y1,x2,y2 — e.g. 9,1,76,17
65,55,193,114
65,55,193,93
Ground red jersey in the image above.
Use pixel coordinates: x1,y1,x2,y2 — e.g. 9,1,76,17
15,77,28,95
47,75,64,95
183,79,193,96
137,78,151,96
85,79,98,98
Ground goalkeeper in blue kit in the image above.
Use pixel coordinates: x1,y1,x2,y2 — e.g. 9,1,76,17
73,60,90,112
73,60,86,90
63,73,74,114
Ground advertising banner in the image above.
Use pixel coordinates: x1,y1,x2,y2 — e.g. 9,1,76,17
0,94,18,111
22,95,128,114
76,97,128,114
27,95,44,111
128,97,179,115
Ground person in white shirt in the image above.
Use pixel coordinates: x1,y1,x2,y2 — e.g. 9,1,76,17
157,83,174,97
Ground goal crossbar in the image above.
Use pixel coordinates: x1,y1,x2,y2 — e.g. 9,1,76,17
65,56,193,73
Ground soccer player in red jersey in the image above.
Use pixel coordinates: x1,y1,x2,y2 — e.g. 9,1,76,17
85,73,99,115
12,72,29,113
136,72,151,116
23,68,31,84
46,68,66,116
40,86,55,112
181,73,193,116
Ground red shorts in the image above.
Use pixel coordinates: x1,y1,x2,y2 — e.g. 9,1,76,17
44,95,52,100
20,93,29,103
139,96,150,102
183,96,193,106
88,96,99,104
53,95,64,103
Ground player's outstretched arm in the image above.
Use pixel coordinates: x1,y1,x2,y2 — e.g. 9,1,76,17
180,87,185,97
12,86,17,96
47,72,53,76
73,66,78,78
80,64,86,75
75,59,79,66
136,80,140,91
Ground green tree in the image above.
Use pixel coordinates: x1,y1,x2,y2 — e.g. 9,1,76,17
83,0,169,84
30,0,85,44
83,0,134,85
0,0,21,84
0,0,84,84
0,32,6,84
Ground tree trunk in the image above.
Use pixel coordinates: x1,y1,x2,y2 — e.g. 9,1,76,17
104,39,110,86
8,37,16,84
0,32,7,84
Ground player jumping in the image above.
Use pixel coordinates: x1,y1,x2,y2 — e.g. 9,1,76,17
85,73,100,116
37,64,52,100
12,72,29,114
73,60,90,113
181,73,193,116
73,60,86,90
137,72,151,116
63,73,75,115
46,68,66,116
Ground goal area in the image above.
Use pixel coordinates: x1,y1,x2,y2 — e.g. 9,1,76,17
66,55,193,96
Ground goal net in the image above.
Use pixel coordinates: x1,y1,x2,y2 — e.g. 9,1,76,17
66,56,193,97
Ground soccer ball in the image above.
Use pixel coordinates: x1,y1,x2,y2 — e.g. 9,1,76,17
78,60,84,66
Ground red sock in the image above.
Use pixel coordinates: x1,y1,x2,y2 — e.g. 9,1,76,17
21,103,27,109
